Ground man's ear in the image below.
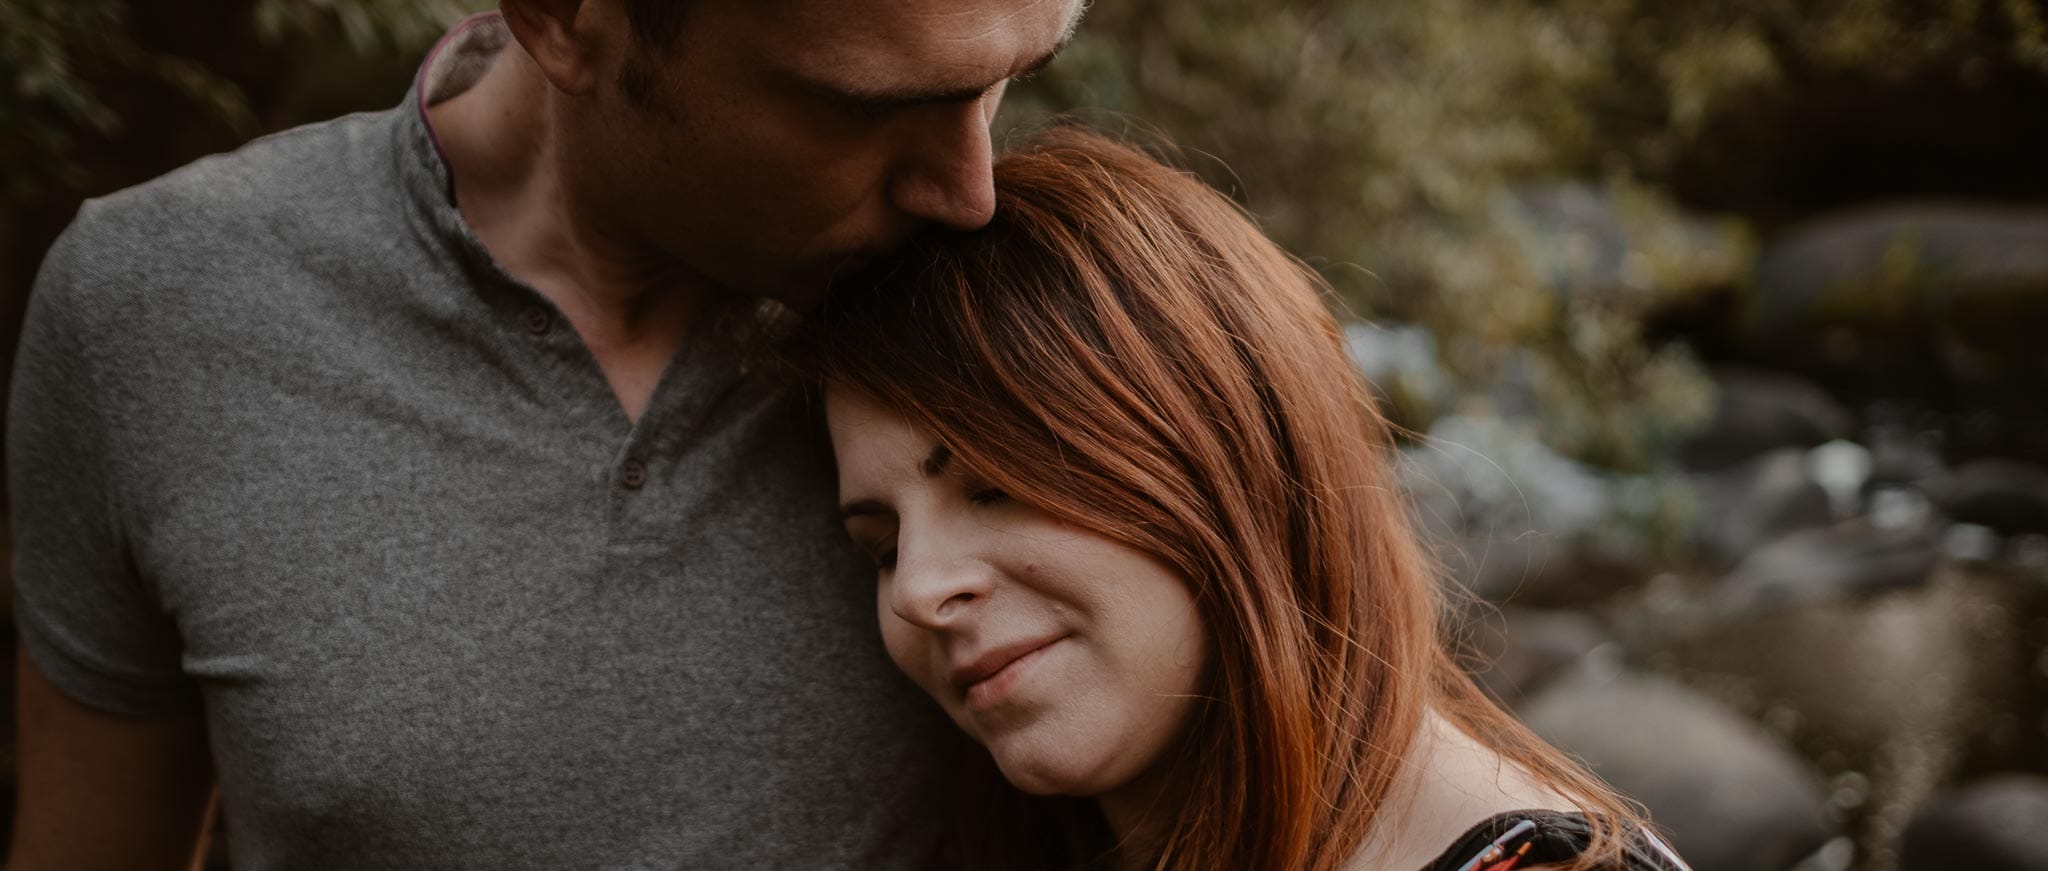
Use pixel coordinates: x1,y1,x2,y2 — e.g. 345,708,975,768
499,0,606,96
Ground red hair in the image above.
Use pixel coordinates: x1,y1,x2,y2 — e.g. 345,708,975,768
796,126,1646,871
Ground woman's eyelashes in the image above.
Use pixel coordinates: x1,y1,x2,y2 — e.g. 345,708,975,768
960,468,1011,507
862,480,1008,574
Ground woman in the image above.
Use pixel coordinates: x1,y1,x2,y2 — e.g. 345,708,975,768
795,127,1689,871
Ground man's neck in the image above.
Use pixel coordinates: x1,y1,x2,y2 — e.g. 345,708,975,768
426,47,702,423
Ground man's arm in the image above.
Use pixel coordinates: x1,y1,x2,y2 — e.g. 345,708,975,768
6,645,215,871
7,206,217,870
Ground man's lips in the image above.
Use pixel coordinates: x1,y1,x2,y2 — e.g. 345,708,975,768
948,634,1067,690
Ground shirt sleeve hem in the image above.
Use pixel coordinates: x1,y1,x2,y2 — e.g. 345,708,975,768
14,607,199,719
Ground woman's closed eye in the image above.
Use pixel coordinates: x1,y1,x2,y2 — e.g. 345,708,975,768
968,487,1010,507
843,519,898,573
849,534,896,572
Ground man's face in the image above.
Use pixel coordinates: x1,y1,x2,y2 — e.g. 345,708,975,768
566,0,1087,303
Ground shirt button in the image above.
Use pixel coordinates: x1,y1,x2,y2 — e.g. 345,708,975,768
523,307,552,335
619,459,647,489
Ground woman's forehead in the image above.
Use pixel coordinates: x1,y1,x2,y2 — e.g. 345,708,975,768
827,389,929,468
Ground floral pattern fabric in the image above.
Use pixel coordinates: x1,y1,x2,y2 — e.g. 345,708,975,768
1420,811,1692,871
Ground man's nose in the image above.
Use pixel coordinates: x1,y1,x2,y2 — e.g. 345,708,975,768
888,540,997,629
888,98,999,231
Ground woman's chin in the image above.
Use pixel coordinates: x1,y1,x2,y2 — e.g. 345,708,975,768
986,736,1130,798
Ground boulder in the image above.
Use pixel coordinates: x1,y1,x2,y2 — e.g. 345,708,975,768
1522,661,1835,871
1862,425,1946,492
1680,370,1855,470
1716,520,1940,609
1900,776,2048,871
1750,203,2048,384
1691,448,1836,564
1459,607,1610,711
1404,412,1612,604
1753,204,2048,332
1932,459,2048,536
1805,440,1872,516
1628,567,2040,871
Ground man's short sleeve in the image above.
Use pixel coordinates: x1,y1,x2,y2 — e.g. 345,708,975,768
8,208,195,716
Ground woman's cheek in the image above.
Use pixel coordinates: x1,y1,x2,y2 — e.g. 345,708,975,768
877,615,937,692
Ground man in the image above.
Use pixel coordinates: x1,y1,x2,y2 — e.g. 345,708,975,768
6,0,1085,867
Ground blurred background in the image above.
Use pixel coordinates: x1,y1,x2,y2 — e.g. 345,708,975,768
3,2,2046,870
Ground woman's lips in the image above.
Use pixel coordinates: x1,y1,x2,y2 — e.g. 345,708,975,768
961,637,1065,713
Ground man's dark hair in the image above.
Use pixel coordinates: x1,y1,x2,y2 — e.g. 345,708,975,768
623,0,690,47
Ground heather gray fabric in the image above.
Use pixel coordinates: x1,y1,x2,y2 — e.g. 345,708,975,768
8,15,948,869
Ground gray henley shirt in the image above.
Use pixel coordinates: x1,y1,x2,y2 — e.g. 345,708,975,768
7,15,948,869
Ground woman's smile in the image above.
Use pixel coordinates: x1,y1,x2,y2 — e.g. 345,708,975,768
959,635,1067,712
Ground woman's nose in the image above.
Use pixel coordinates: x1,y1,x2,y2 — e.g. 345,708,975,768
887,539,998,629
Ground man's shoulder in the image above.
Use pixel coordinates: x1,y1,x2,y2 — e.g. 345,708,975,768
58,105,411,292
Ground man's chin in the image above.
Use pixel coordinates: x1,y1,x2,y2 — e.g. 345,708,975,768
756,250,888,311
712,229,914,310
736,266,829,312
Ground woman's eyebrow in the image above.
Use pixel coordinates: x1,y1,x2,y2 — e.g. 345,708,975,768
920,444,954,479
838,444,952,519
839,498,892,520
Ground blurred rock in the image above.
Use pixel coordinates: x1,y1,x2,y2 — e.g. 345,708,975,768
1940,523,2002,564
1805,440,1871,517
1863,426,1946,491
1626,567,2043,871
1753,204,2048,334
2011,534,2048,571
1461,607,1610,711
1407,414,1612,534
1345,321,1453,432
1523,660,1835,871
1932,459,2048,536
1717,520,1940,609
1680,370,1855,470
1691,448,1835,564
1900,776,2048,871
1866,486,1936,533
1405,412,1610,601
1786,837,1856,871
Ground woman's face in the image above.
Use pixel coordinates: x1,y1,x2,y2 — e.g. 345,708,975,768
827,388,1209,797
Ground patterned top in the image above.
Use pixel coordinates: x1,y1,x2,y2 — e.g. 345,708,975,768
1419,811,1691,871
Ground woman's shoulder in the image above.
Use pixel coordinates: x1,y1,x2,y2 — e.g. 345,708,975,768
1349,713,1688,871
1346,715,1571,869
1418,810,1691,871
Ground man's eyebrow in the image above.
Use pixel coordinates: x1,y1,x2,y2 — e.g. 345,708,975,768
803,35,1073,111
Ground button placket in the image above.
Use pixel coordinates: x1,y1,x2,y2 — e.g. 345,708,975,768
618,458,647,490
607,453,661,545
523,307,553,336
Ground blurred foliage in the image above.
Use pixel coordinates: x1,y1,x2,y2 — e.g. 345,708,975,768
0,0,481,204
1003,0,2048,471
